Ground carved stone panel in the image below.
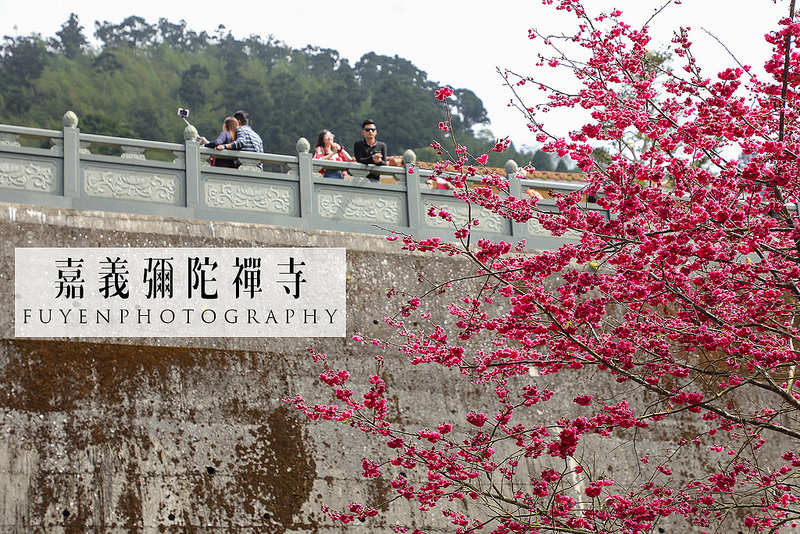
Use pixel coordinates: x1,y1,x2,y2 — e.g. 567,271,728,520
0,157,57,192
205,180,293,214
526,217,580,240
83,167,178,204
526,217,550,237
317,191,402,224
424,200,506,233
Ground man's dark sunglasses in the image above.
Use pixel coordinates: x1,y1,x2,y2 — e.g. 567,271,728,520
363,127,377,132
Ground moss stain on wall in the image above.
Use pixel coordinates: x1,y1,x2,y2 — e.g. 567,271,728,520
0,339,320,532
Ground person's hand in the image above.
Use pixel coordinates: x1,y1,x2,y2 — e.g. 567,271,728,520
372,152,382,164
198,136,208,144
215,144,225,151
332,142,341,153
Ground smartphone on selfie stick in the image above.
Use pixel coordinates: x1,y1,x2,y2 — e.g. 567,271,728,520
177,107,202,142
177,107,192,127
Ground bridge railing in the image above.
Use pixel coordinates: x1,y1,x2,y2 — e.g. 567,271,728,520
0,112,598,249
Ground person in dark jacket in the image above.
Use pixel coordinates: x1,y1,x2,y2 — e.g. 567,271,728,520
199,116,238,167
353,119,387,182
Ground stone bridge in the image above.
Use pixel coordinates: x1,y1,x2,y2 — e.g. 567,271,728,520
0,111,599,252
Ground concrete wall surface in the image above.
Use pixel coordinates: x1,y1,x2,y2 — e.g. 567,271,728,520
0,201,494,533
0,202,788,534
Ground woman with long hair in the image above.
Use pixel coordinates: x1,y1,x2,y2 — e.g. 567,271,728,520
199,117,239,167
313,129,353,179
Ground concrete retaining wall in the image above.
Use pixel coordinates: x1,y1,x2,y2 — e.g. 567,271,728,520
0,202,782,534
0,202,489,533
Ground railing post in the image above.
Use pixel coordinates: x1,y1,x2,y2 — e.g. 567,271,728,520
184,125,200,209
404,149,421,230
506,159,527,240
62,111,80,199
297,138,314,218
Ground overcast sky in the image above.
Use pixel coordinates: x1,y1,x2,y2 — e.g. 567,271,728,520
0,0,789,149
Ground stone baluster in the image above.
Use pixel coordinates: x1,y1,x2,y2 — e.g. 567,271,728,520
505,159,527,239
50,137,90,154
0,132,21,147
120,145,146,160
403,149,421,229
183,124,200,209
237,156,262,172
172,150,185,166
198,149,213,167
62,111,81,199
296,137,313,218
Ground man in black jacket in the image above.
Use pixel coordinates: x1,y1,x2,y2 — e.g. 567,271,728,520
353,119,387,182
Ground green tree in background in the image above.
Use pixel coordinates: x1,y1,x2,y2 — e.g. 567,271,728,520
52,14,88,59
0,35,48,115
179,64,210,112
94,16,157,50
0,13,558,170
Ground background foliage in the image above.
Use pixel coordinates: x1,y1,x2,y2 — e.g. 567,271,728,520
0,14,571,170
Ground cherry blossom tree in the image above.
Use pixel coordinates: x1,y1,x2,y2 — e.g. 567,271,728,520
288,0,800,532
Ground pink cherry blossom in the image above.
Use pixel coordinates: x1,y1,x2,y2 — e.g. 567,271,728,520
435,86,454,101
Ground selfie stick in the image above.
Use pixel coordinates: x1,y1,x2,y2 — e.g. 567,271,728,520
177,107,195,128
